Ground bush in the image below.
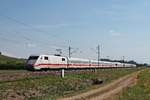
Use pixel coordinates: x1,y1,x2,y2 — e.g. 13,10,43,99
0,64,26,70
0,54,26,70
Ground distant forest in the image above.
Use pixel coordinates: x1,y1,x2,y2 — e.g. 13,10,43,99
101,58,149,67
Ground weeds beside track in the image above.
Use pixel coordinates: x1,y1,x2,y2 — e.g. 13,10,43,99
0,68,142,100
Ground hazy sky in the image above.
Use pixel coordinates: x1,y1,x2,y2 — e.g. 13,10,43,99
0,0,150,63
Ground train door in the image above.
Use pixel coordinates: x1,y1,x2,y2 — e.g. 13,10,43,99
60,57,67,68
42,56,49,68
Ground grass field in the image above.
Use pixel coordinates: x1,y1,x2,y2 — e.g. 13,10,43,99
117,68,150,100
0,54,25,70
0,68,141,100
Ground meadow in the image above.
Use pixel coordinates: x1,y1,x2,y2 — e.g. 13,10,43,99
0,54,25,70
117,68,150,100
0,68,141,100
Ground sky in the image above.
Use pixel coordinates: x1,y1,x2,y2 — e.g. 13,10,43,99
0,0,150,63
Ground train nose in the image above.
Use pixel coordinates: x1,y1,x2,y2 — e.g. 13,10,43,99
26,64,35,71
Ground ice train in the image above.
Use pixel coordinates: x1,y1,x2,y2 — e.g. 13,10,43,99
26,54,136,70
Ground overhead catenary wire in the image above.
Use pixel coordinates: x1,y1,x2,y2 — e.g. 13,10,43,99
0,14,86,57
0,35,22,45
0,32,62,50
0,14,58,38
12,31,67,49
0,14,68,48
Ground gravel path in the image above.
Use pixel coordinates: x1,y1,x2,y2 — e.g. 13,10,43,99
60,71,139,100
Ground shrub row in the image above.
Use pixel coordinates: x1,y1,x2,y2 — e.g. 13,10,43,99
0,64,26,70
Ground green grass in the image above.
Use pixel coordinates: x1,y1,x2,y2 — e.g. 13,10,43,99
0,68,141,100
0,54,25,70
117,68,150,100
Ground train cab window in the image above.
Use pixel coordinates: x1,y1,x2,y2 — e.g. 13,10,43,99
28,56,39,60
44,56,48,60
62,58,65,61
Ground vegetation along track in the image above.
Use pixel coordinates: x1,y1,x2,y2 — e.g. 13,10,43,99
0,69,131,82
60,70,141,100
0,69,92,82
0,68,142,100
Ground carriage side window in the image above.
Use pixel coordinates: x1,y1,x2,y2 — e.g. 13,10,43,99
62,58,65,61
44,56,48,60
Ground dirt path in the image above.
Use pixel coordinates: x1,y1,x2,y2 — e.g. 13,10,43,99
60,71,139,100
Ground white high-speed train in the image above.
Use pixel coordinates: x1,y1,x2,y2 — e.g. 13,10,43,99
26,54,136,70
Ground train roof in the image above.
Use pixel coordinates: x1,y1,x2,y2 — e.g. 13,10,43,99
29,54,63,57
28,55,135,65
69,57,90,62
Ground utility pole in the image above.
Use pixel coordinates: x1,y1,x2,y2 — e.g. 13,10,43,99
97,44,100,67
94,44,100,72
68,46,79,58
122,56,125,61
123,56,125,67
69,46,71,58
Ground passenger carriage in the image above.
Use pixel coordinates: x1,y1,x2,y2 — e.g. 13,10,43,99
26,54,136,70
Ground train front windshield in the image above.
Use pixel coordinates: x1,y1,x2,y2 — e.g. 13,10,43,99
28,56,39,60
27,56,39,65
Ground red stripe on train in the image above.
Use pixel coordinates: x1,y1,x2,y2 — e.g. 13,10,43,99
33,63,116,67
